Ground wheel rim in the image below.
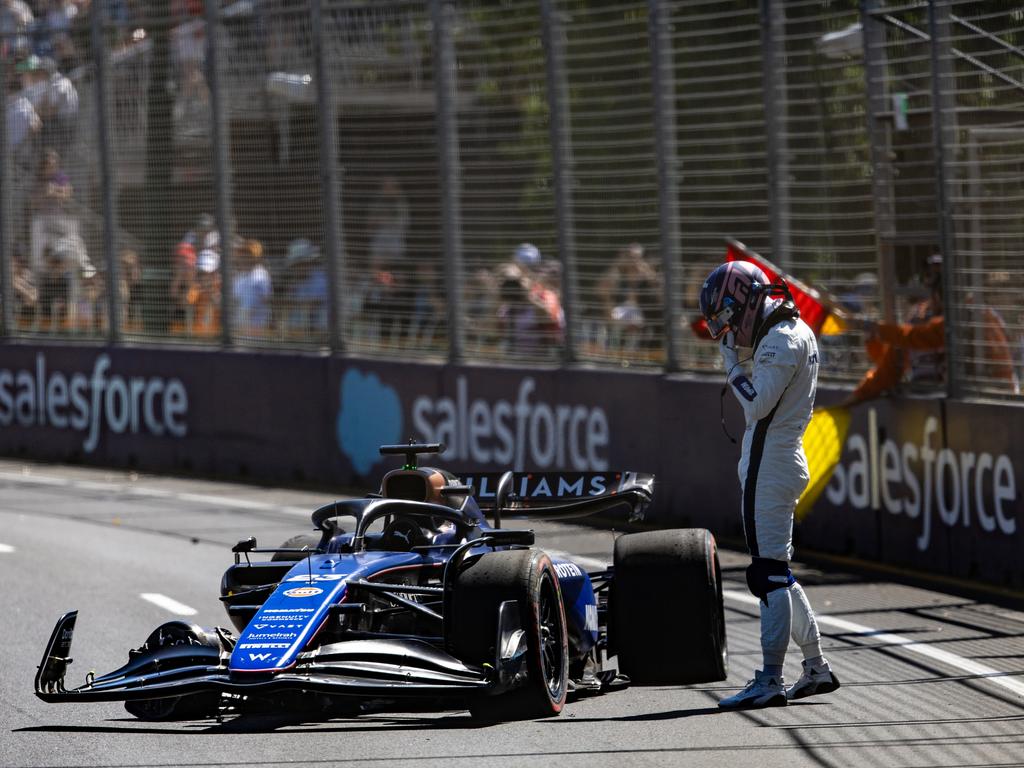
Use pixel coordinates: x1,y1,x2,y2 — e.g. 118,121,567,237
538,572,566,699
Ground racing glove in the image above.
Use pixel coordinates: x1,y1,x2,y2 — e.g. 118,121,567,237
720,331,740,379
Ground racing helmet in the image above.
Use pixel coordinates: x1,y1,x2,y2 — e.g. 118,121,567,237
699,261,769,347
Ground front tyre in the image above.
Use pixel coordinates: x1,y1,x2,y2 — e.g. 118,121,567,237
449,549,568,721
611,528,728,685
123,622,222,721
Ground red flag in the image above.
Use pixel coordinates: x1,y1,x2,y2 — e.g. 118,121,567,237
725,239,831,335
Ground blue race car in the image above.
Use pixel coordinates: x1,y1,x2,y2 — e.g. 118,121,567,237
35,443,727,721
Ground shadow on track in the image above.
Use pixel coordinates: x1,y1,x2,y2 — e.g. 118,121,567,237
14,712,492,736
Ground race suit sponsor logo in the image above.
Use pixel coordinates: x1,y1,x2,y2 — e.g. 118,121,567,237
731,375,757,402
554,562,582,579
826,411,1017,551
285,574,343,582
238,643,290,649
412,376,610,470
283,587,323,598
0,353,188,453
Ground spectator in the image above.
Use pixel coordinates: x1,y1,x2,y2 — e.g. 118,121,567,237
179,212,218,252
6,59,40,151
32,56,78,159
194,247,221,334
51,233,93,331
464,267,500,350
0,0,33,59
169,240,197,330
596,242,660,352
119,248,142,330
231,237,272,335
29,147,78,283
407,260,444,348
844,253,1019,404
36,241,67,331
495,243,564,355
11,247,37,326
281,238,328,337
5,72,40,234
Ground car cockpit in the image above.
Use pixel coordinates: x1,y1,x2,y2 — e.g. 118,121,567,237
371,442,485,550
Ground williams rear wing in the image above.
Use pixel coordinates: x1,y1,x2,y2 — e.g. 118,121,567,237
457,471,654,524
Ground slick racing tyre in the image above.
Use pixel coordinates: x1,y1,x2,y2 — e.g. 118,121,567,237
124,622,223,721
271,533,322,562
449,549,568,721
611,528,728,685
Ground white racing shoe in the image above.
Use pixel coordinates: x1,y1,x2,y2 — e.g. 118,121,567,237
717,670,787,710
786,661,841,701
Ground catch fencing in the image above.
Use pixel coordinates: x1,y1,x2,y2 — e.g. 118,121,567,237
1,1,1023,401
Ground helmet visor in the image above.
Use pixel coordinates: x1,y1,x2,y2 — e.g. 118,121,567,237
705,301,735,339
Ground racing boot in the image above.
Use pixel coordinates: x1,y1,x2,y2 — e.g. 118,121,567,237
717,670,787,710
786,660,841,701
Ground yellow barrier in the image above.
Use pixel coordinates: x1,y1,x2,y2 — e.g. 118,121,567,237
796,406,851,521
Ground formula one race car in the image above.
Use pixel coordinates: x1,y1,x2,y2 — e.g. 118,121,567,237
35,443,727,722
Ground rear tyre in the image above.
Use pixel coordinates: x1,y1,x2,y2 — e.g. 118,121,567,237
271,533,321,562
449,549,568,721
124,622,223,721
612,528,728,685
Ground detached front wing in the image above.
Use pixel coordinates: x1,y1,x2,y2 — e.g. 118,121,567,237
35,612,492,704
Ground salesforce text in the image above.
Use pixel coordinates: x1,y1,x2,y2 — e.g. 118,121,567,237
412,376,609,470
825,412,1016,551
0,354,188,452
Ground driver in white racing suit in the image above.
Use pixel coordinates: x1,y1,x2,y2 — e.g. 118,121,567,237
699,260,841,710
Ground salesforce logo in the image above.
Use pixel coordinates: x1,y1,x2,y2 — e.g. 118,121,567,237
336,368,403,475
824,411,1017,551
0,353,188,453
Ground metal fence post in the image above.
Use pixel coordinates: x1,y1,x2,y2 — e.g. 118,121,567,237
205,0,234,346
432,0,464,364
0,44,12,338
928,0,959,398
760,0,791,272
92,3,120,343
312,0,344,353
648,0,681,373
861,0,898,323
540,0,578,366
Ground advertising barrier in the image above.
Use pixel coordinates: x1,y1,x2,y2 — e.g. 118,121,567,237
1,343,1020,589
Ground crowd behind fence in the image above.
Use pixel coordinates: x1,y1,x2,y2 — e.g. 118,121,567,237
2,1,1023,402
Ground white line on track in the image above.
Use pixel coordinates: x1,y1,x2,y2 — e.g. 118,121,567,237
140,593,198,616
0,471,70,487
0,470,312,516
0,543,15,553
723,589,1024,699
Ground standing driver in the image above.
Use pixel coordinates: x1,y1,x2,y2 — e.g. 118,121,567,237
699,260,841,709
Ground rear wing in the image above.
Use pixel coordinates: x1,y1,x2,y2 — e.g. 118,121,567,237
456,471,654,524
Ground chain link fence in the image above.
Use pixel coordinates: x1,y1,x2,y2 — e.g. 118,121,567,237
2,1,1022,400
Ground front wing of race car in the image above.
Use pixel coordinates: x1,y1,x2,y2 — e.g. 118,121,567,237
35,609,523,704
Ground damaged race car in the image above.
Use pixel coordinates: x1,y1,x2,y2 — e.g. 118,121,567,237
35,442,727,721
